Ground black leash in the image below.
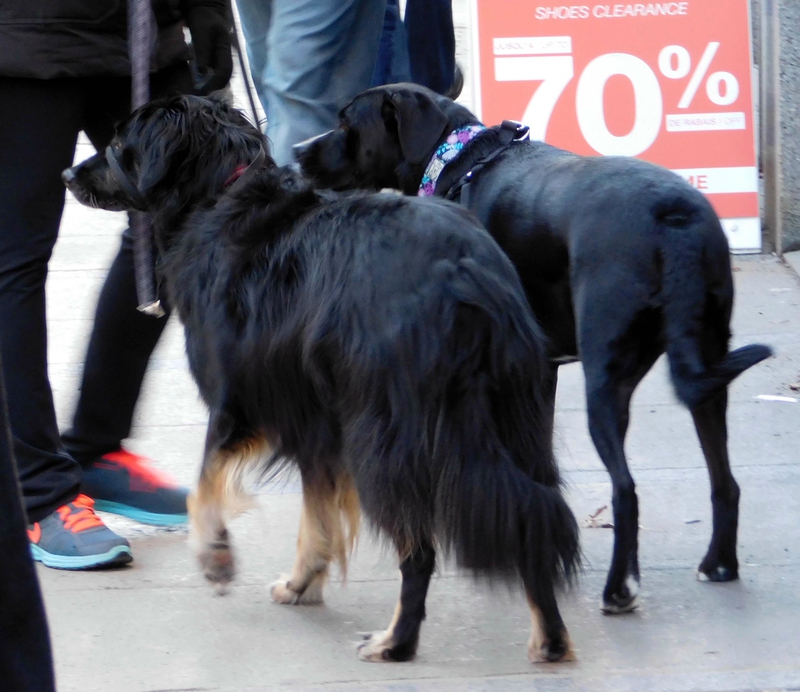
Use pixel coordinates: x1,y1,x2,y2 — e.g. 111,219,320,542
442,120,530,206
128,0,164,316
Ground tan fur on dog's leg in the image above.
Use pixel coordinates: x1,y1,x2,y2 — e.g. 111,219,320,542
271,470,360,606
190,438,265,592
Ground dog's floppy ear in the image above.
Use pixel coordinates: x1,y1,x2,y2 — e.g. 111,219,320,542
385,91,449,165
136,108,188,193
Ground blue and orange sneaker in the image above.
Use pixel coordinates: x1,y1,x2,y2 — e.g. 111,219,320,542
29,494,133,570
81,449,189,527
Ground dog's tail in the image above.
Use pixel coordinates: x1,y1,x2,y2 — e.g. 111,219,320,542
657,201,772,409
434,383,580,591
434,261,580,589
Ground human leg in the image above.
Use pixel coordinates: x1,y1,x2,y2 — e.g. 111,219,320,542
404,0,456,95
234,0,273,119
0,77,85,522
0,76,131,568
256,0,387,164
0,356,55,690
371,0,411,87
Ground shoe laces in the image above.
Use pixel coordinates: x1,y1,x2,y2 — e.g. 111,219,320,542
57,494,105,533
102,449,179,490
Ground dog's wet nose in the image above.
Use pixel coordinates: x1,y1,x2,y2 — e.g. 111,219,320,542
61,167,76,186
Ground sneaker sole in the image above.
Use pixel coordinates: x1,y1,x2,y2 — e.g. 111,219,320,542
30,543,133,570
93,500,188,527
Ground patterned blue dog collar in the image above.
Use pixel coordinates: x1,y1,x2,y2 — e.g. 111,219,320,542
418,124,487,196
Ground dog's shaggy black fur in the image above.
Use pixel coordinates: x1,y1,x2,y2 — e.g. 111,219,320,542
295,83,773,614
64,96,580,663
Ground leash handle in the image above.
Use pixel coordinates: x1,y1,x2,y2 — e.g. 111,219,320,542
128,0,164,317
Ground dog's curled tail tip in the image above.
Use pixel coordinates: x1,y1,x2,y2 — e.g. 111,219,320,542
674,343,773,409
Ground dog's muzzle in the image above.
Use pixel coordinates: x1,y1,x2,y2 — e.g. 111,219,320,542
292,130,334,163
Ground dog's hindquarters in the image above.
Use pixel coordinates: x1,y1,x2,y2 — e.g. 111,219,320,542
658,203,771,409
349,256,579,663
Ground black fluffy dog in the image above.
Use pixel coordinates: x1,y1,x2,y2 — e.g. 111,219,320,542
63,96,580,663
295,83,773,614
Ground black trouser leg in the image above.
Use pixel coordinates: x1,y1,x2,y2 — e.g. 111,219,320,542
404,0,455,95
0,356,55,690
61,230,171,462
0,77,85,522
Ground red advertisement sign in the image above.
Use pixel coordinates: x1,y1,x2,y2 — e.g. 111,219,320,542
472,0,760,251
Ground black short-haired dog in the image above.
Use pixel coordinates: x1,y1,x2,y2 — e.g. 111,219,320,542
294,83,773,614
63,95,580,663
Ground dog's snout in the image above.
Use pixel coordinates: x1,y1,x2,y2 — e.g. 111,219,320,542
61,167,76,186
292,130,332,163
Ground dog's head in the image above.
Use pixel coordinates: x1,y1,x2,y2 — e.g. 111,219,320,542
63,95,271,216
294,83,475,194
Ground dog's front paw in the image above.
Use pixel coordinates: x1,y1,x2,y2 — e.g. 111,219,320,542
270,576,324,605
357,630,397,662
198,537,235,594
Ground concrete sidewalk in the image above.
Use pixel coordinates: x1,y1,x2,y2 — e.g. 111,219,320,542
39,79,800,692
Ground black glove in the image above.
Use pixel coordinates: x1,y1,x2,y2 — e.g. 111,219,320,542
182,1,233,95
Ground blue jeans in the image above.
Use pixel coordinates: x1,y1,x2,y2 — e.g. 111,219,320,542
235,0,387,165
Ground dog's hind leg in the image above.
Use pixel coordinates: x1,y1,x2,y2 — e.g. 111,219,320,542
357,540,435,662
271,468,360,606
693,390,740,582
585,372,640,614
190,411,266,593
580,304,663,614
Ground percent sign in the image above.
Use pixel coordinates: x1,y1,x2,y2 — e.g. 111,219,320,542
658,43,739,108
499,42,740,156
